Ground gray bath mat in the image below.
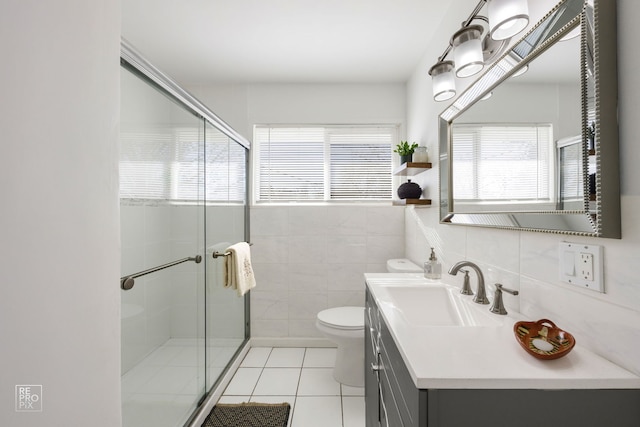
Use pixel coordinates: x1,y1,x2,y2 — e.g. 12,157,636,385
202,402,291,427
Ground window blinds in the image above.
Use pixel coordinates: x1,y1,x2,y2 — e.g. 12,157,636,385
452,124,553,201
120,126,189,200
255,125,395,202
120,125,245,203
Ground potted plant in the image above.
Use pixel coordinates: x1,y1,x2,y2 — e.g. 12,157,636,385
394,141,419,164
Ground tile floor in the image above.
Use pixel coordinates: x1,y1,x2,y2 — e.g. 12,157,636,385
218,347,365,427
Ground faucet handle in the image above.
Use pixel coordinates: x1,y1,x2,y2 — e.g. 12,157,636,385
459,270,474,295
489,284,519,315
498,284,519,295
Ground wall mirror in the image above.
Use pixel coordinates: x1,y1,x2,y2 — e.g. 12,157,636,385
438,0,620,237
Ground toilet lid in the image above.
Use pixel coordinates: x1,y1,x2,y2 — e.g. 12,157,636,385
317,307,364,330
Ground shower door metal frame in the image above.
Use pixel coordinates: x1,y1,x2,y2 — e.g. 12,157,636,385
121,38,250,149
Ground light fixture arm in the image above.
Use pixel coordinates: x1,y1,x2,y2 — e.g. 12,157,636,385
462,0,490,28
437,0,488,62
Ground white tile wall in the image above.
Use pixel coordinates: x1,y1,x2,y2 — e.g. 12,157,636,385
250,205,405,340
121,203,238,373
121,204,176,373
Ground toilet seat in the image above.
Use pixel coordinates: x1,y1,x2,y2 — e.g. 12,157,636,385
317,307,364,330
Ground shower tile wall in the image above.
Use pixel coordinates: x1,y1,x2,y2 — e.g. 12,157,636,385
250,205,405,338
121,203,245,373
121,204,174,373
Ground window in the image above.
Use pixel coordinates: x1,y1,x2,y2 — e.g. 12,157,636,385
254,125,396,203
120,125,245,203
557,135,584,203
452,123,553,202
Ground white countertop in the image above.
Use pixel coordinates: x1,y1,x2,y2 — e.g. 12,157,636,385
365,273,640,390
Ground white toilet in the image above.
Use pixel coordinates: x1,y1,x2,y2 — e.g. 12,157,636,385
315,259,422,387
316,306,365,387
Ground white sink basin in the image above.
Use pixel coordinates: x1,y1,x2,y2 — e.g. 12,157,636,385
381,285,459,326
375,283,503,327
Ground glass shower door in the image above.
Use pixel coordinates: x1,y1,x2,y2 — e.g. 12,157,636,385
203,123,249,391
120,42,251,426
120,67,206,427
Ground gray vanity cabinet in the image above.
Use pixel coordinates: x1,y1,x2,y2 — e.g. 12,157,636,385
366,290,427,427
365,288,640,427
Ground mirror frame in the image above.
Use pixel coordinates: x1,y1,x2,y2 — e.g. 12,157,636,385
438,0,620,238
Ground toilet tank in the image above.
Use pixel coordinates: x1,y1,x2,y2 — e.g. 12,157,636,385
386,259,422,273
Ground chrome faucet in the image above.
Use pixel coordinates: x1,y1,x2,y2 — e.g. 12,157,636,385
489,284,519,315
448,261,489,304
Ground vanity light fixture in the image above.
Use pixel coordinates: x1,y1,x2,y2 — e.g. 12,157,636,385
428,60,457,101
453,25,485,78
429,0,531,101
488,0,530,40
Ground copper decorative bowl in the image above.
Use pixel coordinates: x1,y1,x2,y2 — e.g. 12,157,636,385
513,319,576,360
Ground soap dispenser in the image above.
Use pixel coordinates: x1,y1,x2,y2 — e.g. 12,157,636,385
424,247,442,280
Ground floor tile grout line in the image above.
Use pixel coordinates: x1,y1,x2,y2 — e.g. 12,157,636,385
287,347,306,426
249,346,272,399
251,365,265,397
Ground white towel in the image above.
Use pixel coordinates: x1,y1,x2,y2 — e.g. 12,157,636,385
223,242,256,296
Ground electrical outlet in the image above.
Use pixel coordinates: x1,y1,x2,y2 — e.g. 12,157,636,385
579,253,594,280
559,242,604,292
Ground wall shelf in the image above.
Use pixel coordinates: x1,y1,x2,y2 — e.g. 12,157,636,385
393,162,432,207
393,199,432,206
393,162,432,176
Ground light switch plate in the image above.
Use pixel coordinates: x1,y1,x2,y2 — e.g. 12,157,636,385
559,242,604,292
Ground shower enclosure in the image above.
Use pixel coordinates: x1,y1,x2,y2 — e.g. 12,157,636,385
119,41,250,427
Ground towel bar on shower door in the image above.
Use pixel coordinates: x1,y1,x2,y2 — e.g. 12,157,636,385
120,255,202,290
212,242,253,259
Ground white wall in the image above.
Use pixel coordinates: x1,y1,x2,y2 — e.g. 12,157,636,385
188,83,406,140
459,81,582,140
0,1,121,426
187,83,407,341
405,0,640,376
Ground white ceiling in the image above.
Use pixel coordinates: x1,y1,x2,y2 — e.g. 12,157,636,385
122,0,568,86
122,0,447,85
